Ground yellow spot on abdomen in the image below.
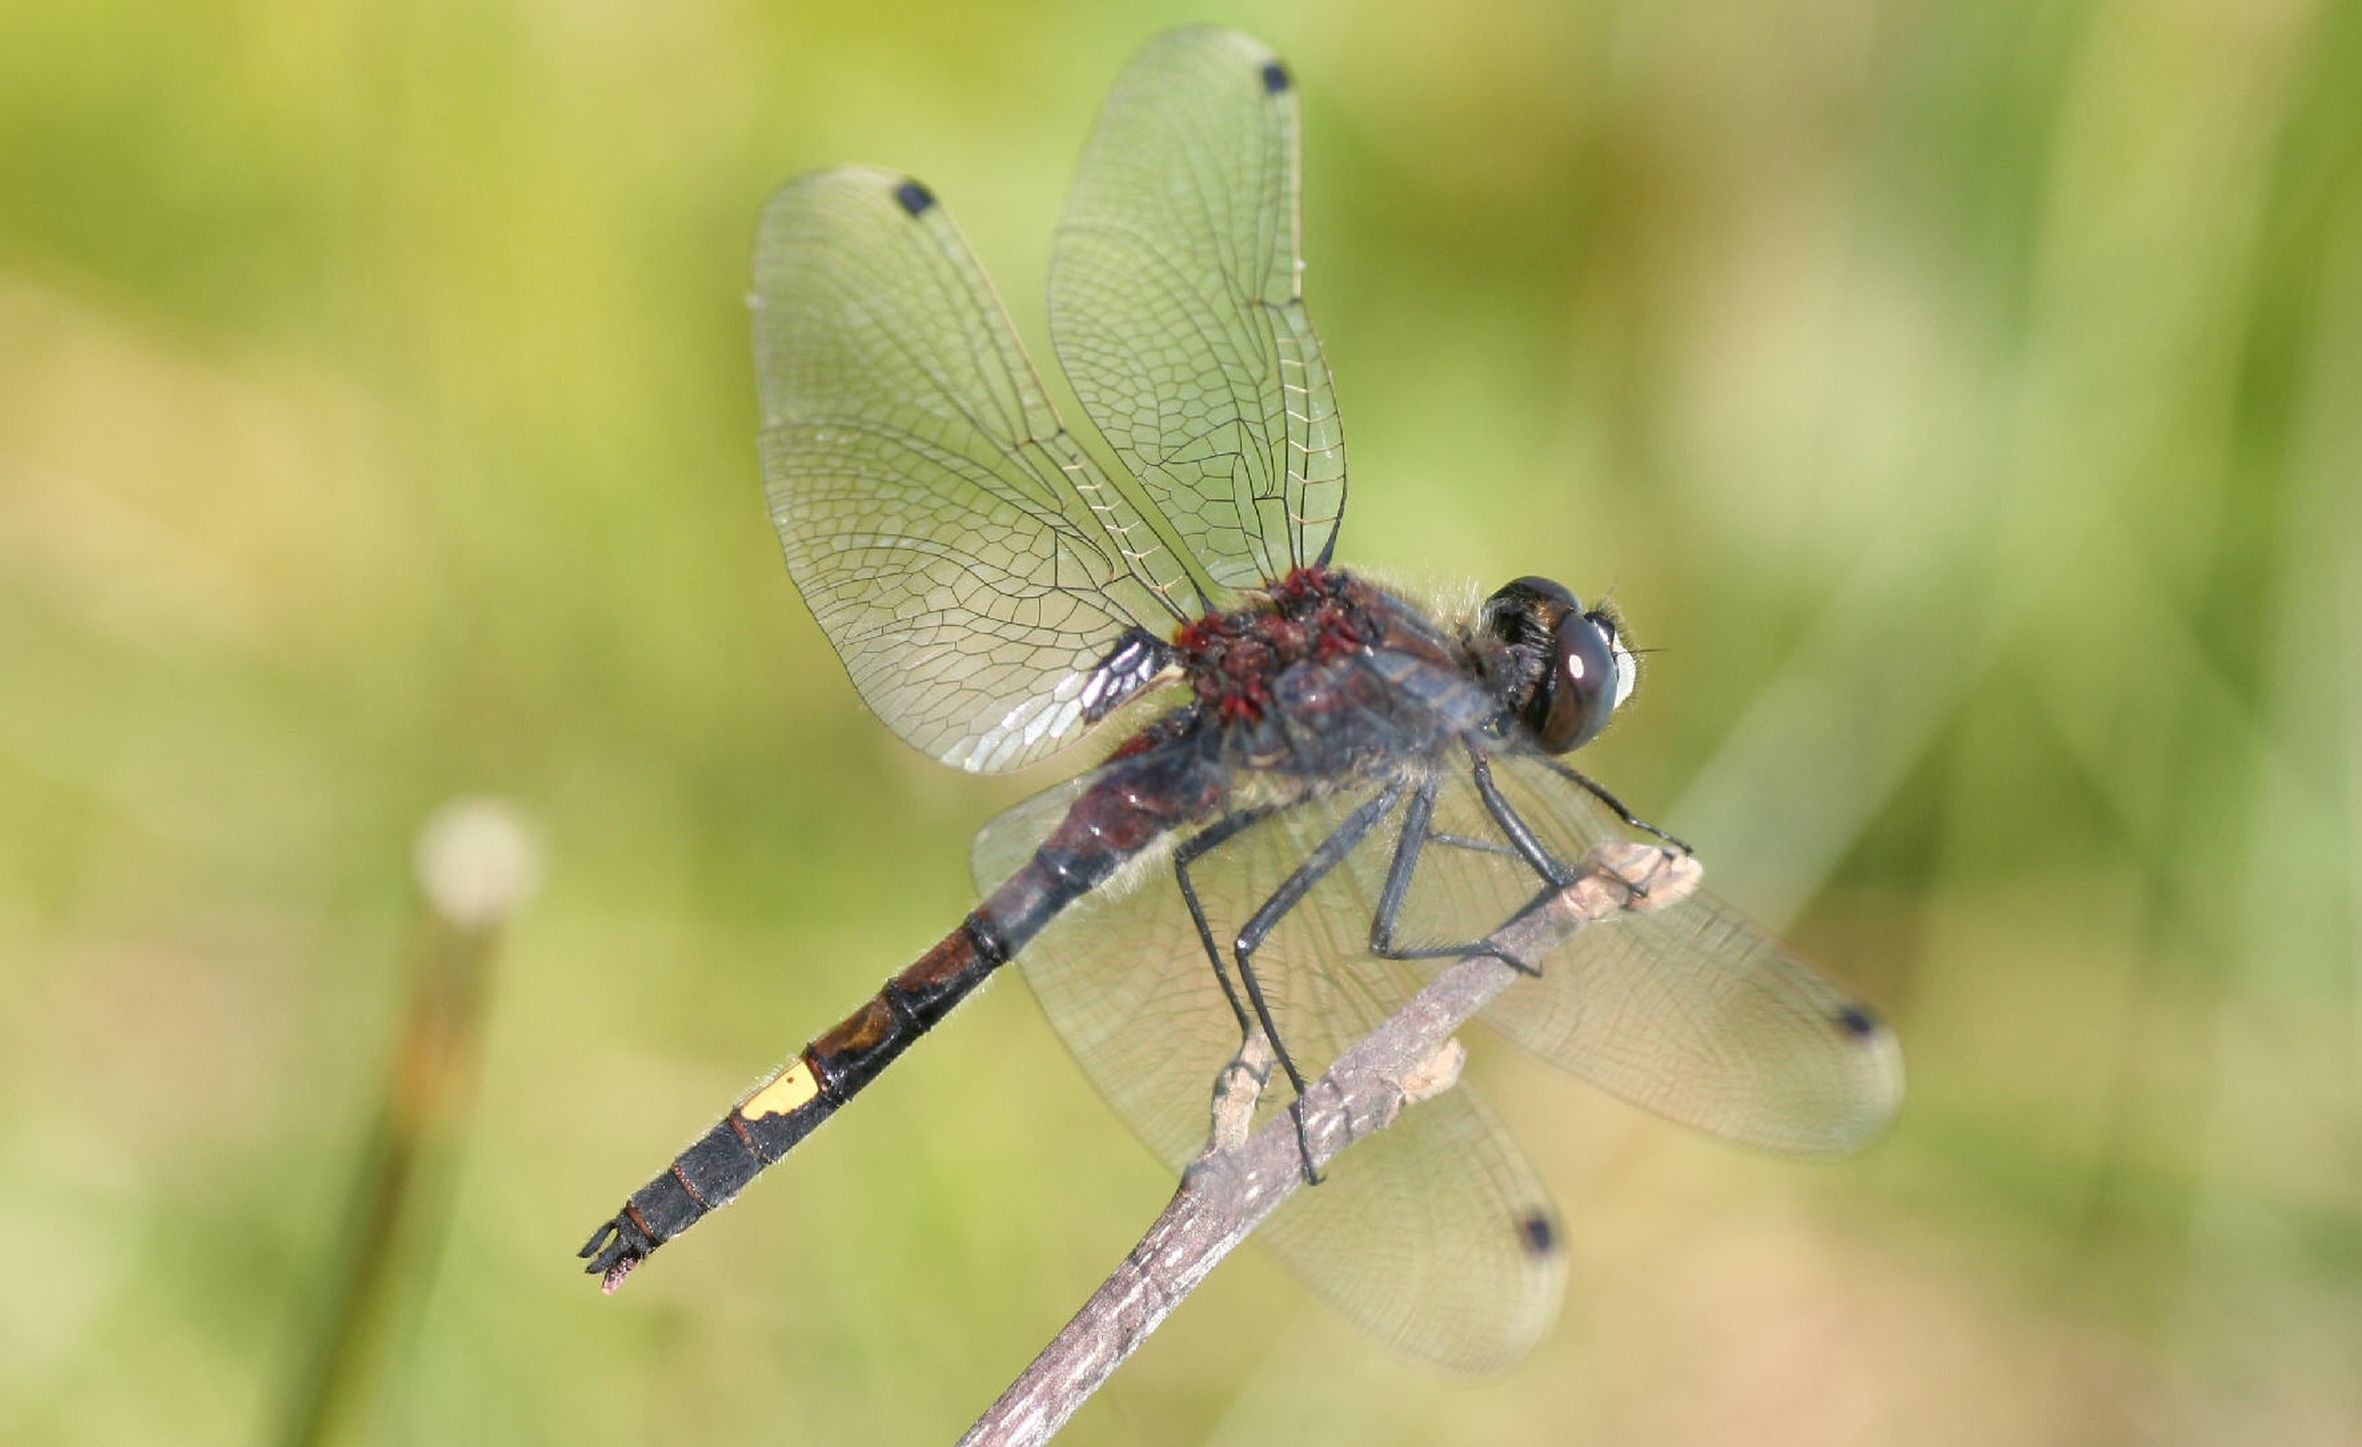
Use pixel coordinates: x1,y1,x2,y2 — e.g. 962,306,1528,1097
740,1059,820,1120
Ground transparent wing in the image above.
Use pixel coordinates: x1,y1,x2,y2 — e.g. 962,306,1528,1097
1050,27,1347,594
972,769,1565,1374
754,166,1198,774
1327,743,1905,1156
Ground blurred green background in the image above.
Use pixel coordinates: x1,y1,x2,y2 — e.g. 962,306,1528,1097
3,0,2357,1443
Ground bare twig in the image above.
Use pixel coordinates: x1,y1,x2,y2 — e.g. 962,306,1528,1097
957,841,1700,1447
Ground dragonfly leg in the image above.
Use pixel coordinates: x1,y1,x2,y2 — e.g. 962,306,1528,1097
1466,748,1582,889
1366,769,1541,975
1230,782,1405,1185
1536,756,1692,855
1464,751,1697,915
1174,805,1284,1038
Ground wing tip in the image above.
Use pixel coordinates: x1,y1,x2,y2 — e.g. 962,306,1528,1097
1514,1207,1560,1258
1814,1003,1907,1154
891,177,936,217
758,164,939,217
1139,25,1291,91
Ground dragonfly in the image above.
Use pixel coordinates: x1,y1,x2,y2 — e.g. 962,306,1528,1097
579,25,1902,1371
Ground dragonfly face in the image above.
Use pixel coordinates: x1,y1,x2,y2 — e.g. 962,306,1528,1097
1480,576,1640,755
582,24,1902,1372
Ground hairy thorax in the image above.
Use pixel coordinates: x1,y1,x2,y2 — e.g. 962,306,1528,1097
1171,567,1486,777
1173,567,1382,722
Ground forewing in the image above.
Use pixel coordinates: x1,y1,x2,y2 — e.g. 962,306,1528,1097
754,167,1192,773
971,770,1565,1373
1347,747,1905,1156
1050,27,1347,593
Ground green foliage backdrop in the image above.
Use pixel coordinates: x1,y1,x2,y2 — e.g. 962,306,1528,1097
2,1,2356,1443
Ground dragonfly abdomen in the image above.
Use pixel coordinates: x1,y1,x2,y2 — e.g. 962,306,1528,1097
580,745,1219,1288
576,914,1001,1287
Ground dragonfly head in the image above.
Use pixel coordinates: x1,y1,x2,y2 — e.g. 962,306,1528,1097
1480,576,1637,753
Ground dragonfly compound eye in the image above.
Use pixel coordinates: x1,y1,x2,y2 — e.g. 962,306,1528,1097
1535,611,1620,753
1482,576,1577,647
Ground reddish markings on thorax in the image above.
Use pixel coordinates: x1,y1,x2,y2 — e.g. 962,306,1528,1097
1172,566,1380,725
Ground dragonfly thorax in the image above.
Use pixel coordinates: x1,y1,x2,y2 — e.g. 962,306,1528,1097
1172,566,1382,726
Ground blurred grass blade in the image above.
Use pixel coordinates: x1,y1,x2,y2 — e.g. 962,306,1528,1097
275,800,539,1447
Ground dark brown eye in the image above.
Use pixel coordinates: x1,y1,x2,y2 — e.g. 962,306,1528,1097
1533,611,1618,753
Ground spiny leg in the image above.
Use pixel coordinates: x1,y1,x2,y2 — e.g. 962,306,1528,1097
1537,755,1692,855
1461,746,1686,909
1468,748,1577,887
1174,805,1282,1041
1229,782,1405,1185
1367,766,1559,973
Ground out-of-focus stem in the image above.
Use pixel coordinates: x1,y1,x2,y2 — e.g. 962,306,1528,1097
275,801,537,1447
